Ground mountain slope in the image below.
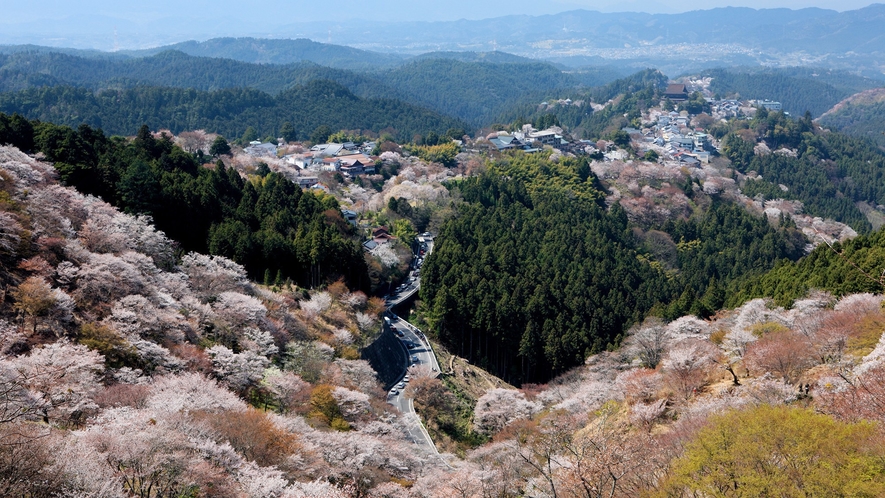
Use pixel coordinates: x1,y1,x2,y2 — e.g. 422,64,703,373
818,88,885,147
0,80,466,140
0,50,396,97
380,58,586,125
704,67,882,117
0,49,609,127
126,37,405,70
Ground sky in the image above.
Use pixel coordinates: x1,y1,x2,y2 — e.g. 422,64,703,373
0,0,875,24
0,0,877,50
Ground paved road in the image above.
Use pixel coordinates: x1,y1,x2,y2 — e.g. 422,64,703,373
385,238,432,309
382,235,444,458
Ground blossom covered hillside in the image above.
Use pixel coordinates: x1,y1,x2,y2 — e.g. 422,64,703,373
434,293,885,496
3,141,885,496
0,146,446,497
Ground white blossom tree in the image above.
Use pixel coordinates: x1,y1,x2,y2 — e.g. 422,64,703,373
207,345,270,393
6,341,104,425
473,388,542,436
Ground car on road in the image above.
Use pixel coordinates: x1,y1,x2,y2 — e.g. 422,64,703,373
403,375,410,382
411,355,419,363
397,382,406,389
389,388,398,396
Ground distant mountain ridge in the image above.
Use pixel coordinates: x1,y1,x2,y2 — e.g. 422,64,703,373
124,37,406,71
3,5,885,77
0,49,623,126
0,80,467,141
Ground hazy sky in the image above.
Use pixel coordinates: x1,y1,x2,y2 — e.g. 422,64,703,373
0,0,874,24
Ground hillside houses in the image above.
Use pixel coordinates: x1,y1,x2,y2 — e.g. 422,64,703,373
486,125,571,153
636,94,779,164
362,225,397,251
244,141,278,157
283,141,379,178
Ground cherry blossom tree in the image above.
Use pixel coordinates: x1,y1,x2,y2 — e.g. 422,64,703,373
80,407,206,498
179,253,250,298
213,292,268,329
299,291,332,319
333,359,381,394
616,368,663,404
207,345,270,393
629,399,668,431
7,341,104,425
630,319,668,368
146,373,246,414
262,368,309,413
743,330,816,384
473,388,542,436
661,339,718,400
370,244,399,269
0,212,23,258
332,386,371,422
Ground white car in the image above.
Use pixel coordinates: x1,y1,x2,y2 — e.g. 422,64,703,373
397,382,406,389
389,388,398,396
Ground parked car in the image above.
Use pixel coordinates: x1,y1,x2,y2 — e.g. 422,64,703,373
389,388,398,396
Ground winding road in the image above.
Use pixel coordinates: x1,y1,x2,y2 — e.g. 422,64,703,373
382,236,446,458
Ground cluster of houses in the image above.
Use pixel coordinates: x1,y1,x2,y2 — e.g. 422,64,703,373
486,125,571,153
276,141,380,188
650,112,713,164
623,109,713,166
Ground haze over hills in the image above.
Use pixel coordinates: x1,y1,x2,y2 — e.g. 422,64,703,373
0,49,626,126
3,5,885,76
124,38,407,71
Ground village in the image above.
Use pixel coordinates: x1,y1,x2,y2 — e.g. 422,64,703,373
190,82,790,265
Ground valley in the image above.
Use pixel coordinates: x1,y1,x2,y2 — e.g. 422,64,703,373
1,4,885,495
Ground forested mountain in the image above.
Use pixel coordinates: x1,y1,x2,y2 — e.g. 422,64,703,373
722,109,885,233
495,69,668,138
420,152,808,384
408,51,539,65
0,113,369,290
733,228,885,307
0,49,624,128
0,80,466,141
703,67,882,117
0,50,395,97
420,167,670,384
127,37,405,70
379,59,589,126
818,88,885,147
